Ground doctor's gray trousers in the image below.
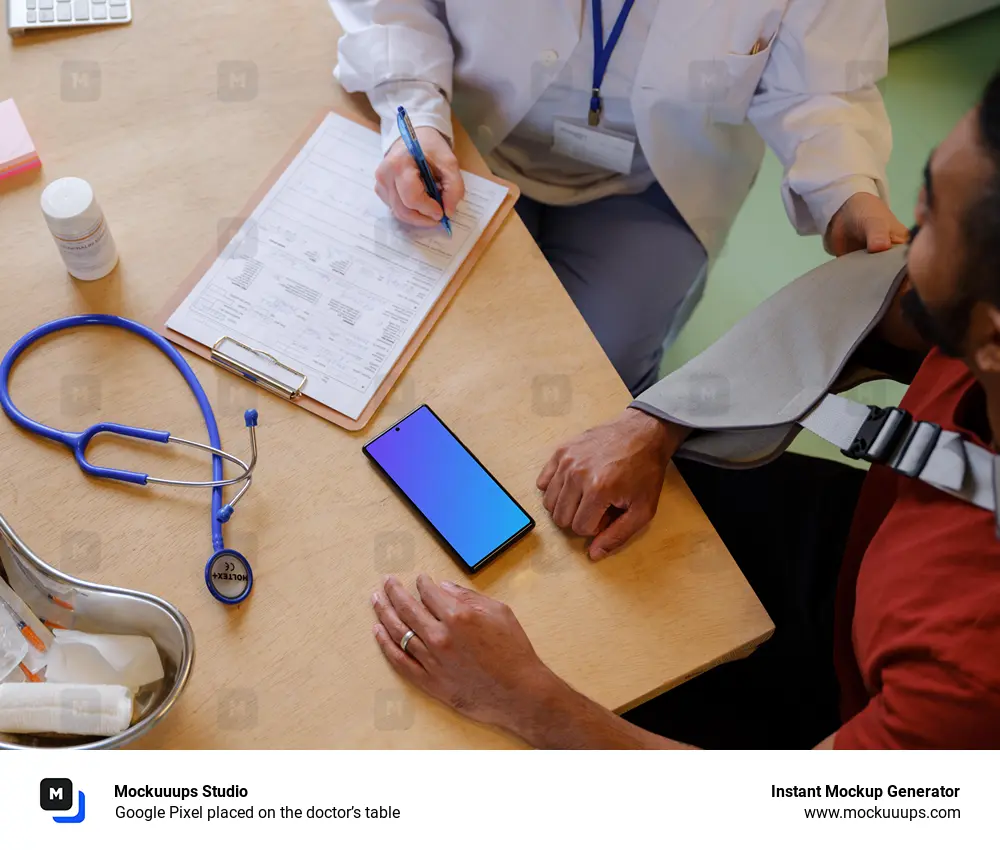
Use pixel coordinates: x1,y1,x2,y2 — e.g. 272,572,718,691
516,184,708,396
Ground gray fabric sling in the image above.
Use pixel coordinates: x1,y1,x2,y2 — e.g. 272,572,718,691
631,245,999,529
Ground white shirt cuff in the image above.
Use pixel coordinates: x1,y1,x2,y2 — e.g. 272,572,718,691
785,175,886,238
368,80,454,155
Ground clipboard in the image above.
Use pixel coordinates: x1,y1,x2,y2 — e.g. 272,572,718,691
160,106,520,432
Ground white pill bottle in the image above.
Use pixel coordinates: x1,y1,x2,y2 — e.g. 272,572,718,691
40,177,119,281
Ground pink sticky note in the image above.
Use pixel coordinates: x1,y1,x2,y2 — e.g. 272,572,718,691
0,99,41,179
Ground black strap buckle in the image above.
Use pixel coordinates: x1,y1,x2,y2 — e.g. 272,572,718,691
842,406,913,464
842,405,942,479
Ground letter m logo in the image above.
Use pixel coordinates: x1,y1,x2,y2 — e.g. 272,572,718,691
39,778,74,812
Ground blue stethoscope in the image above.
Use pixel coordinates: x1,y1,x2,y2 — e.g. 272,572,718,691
0,314,259,605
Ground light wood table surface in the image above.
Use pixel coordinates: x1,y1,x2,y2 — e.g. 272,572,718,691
0,0,772,748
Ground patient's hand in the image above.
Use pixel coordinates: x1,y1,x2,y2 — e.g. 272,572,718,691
372,575,556,737
536,409,688,560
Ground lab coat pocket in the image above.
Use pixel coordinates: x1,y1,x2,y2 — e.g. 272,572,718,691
700,48,771,125
639,37,773,126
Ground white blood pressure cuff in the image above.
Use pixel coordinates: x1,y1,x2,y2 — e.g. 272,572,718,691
631,245,909,469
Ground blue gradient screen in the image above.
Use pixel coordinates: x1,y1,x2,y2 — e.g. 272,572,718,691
365,406,532,567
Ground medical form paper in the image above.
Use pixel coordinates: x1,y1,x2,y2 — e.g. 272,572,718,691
166,113,509,420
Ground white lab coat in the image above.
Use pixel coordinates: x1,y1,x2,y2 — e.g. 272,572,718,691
330,0,891,257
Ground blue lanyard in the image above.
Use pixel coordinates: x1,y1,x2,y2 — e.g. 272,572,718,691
589,0,637,125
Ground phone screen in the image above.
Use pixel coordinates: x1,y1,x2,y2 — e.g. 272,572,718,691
363,405,534,571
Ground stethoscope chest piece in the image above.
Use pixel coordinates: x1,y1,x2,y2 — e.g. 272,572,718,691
205,549,253,605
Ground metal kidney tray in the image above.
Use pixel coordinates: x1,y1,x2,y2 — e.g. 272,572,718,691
0,514,194,749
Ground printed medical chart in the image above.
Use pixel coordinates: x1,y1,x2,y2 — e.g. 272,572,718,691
166,112,509,420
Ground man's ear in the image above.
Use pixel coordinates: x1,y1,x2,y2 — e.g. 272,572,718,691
974,305,1000,373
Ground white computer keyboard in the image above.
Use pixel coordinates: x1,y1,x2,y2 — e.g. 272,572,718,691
6,0,132,34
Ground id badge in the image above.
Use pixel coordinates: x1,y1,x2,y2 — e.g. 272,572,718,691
552,118,637,175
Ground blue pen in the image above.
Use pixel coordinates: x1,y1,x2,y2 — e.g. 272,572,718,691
396,106,452,236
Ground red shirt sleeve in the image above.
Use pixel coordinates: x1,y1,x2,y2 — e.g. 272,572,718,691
834,657,1000,749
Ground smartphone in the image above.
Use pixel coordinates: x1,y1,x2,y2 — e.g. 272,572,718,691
363,405,535,572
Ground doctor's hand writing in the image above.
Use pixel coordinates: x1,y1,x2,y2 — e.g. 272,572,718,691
376,128,466,228
536,409,691,561
825,192,909,256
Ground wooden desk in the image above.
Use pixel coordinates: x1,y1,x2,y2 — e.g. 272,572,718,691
0,0,772,748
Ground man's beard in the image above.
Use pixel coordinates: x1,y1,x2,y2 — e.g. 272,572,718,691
901,223,974,359
900,286,974,358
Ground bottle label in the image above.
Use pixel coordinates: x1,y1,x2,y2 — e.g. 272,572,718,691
53,217,119,280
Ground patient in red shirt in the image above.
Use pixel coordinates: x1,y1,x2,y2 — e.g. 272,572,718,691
835,351,1000,748
365,72,1000,749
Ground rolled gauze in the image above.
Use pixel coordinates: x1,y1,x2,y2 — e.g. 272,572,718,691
0,682,133,736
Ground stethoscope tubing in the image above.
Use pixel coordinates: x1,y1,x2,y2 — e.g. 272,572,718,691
0,314,229,552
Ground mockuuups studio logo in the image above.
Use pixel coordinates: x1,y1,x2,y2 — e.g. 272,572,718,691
40,778,86,823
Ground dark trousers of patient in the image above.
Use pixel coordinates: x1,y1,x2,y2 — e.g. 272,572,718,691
623,453,866,750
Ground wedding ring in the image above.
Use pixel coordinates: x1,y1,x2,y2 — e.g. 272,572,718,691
400,629,416,654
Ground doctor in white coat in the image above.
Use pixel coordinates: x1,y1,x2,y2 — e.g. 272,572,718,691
329,0,907,394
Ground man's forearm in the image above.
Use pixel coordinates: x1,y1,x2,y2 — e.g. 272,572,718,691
661,421,694,457
508,672,697,750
